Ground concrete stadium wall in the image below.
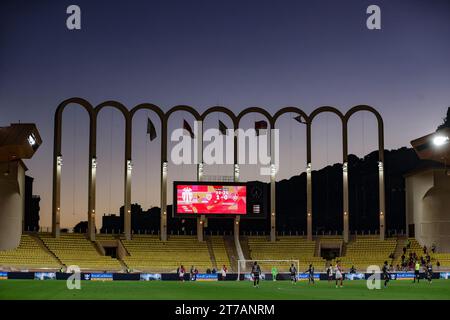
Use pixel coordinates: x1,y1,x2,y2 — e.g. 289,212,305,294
406,168,450,252
0,161,25,250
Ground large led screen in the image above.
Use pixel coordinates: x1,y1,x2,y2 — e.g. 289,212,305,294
175,183,247,215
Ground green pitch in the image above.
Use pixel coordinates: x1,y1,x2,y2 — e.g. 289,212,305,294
1,279,450,300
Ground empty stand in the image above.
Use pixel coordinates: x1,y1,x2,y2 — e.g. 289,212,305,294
0,234,60,269
39,233,122,271
121,235,213,273
246,236,326,272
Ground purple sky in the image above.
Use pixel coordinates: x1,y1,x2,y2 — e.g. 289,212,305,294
1,0,450,229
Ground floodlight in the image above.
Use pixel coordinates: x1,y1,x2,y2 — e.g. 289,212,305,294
433,135,449,147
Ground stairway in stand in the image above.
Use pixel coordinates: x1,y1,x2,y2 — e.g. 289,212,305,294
223,235,239,272
206,237,218,270
28,233,63,268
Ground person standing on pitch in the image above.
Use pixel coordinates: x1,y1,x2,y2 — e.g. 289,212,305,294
179,265,186,282
426,262,433,284
326,264,333,282
382,261,390,288
335,261,344,288
305,264,315,284
252,261,261,288
221,265,227,281
190,265,195,281
289,263,297,285
271,266,278,281
413,261,421,283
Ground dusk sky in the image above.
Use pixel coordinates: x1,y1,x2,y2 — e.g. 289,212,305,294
1,0,450,229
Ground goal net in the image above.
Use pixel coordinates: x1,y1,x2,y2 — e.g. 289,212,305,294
237,260,300,281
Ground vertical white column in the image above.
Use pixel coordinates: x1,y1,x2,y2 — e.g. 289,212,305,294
160,161,168,241
270,128,277,242
233,128,245,268
343,162,349,243
306,162,312,241
88,157,97,241
53,155,62,238
379,161,385,240
124,159,132,240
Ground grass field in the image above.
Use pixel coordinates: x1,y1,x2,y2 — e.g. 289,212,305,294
1,280,450,300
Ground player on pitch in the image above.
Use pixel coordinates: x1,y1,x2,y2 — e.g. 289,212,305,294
271,266,278,281
289,263,297,285
426,262,433,284
252,261,261,288
382,261,390,288
305,264,315,284
413,261,421,283
335,261,344,288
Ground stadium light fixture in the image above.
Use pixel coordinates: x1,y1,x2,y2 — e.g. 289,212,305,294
57,155,63,167
433,135,449,147
27,133,36,146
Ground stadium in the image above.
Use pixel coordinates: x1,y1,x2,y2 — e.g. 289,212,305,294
1,1,450,311
1,102,450,301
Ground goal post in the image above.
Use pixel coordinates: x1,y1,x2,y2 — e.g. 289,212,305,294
237,259,300,281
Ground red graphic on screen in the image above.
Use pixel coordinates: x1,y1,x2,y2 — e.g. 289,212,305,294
176,184,247,215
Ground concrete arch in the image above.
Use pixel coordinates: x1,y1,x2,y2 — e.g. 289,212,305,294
272,107,310,125
344,105,385,239
308,106,345,161
309,106,345,122
201,106,239,166
344,105,384,162
130,103,165,122
52,98,95,238
237,107,273,127
272,107,311,239
130,103,166,241
165,105,201,121
236,107,275,240
53,98,95,156
95,100,130,121
52,98,386,243
201,106,238,128
92,101,131,240
308,106,348,240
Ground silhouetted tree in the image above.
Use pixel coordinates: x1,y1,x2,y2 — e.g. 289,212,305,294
73,221,88,233
437,107,450,131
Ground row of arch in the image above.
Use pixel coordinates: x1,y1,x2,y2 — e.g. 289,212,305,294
52,97,385,243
